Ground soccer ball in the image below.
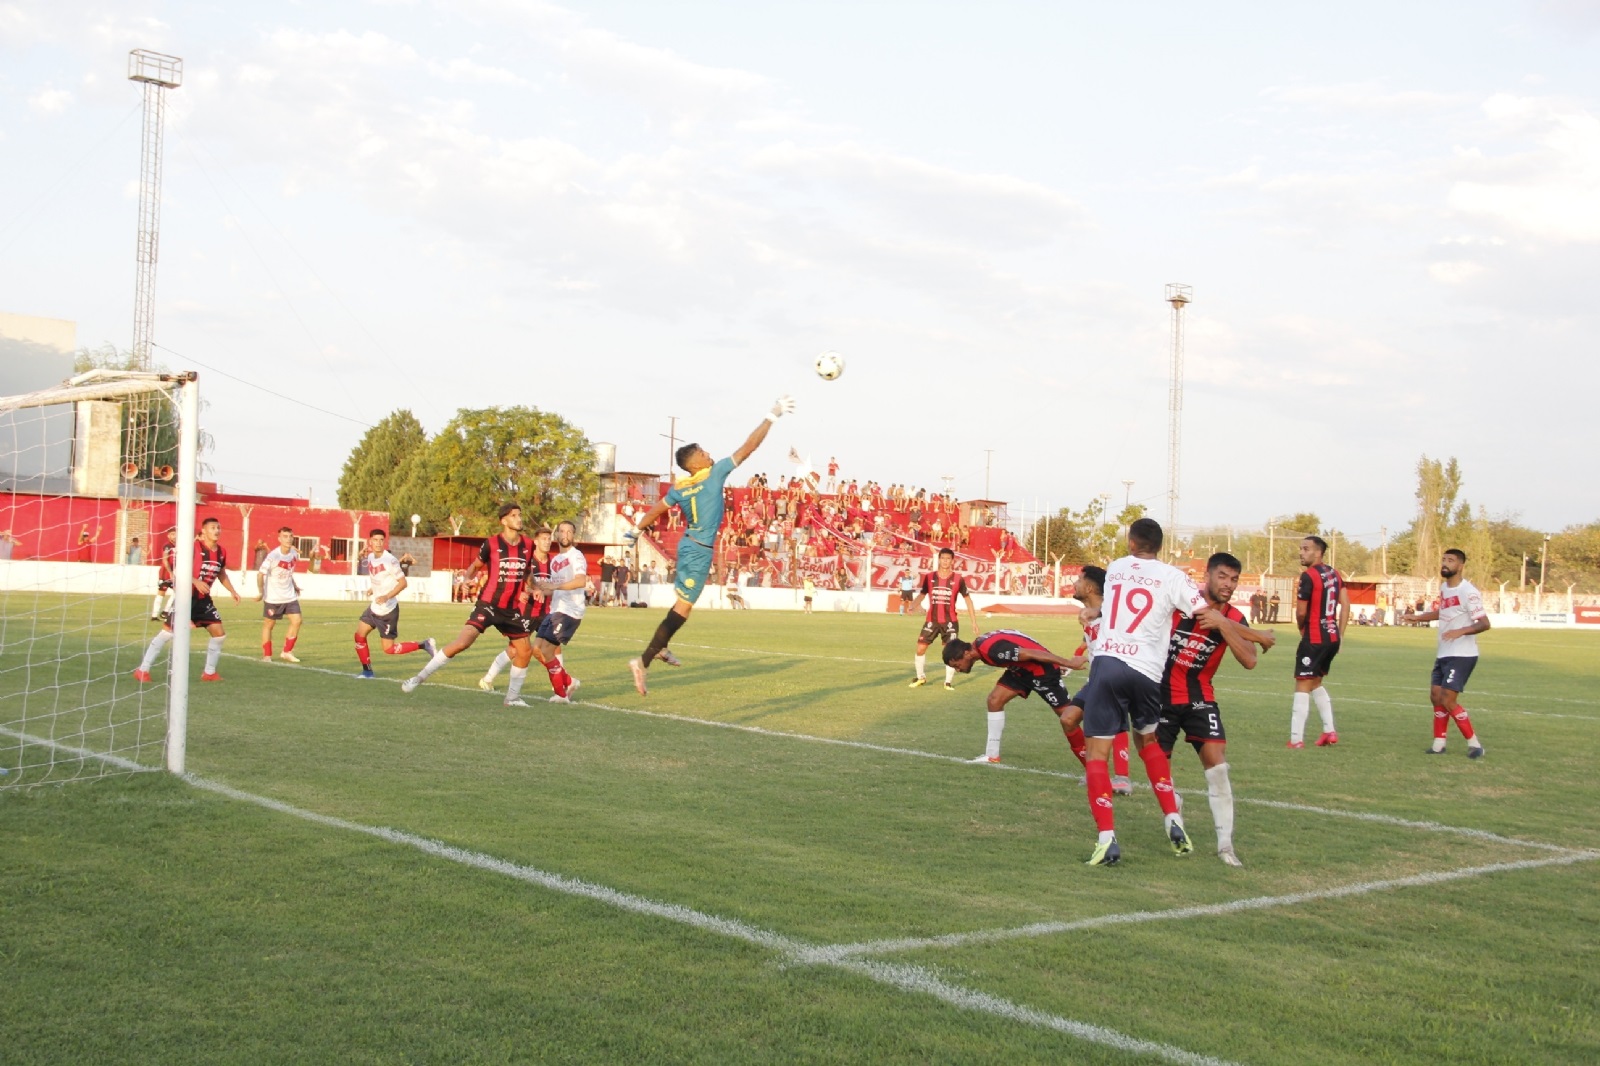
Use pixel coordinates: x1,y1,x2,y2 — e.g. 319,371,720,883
814,351,845,380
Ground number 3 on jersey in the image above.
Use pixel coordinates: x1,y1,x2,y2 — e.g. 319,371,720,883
1106,582,1153,633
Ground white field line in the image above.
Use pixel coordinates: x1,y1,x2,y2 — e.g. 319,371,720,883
215,651,1580,854
185,771,1236,1066
814,850,1600,962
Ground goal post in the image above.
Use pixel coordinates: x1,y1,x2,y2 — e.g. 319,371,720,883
0,369,199,787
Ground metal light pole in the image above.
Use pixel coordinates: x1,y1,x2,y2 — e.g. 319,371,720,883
1121,479,1134,510
1165,283,1192,560
128,50,182,371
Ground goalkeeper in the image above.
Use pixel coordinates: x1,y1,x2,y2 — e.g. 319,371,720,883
627,395,794,695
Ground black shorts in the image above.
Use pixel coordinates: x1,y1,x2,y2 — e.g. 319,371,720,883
157,579,174,592
900,589,915,602
1294,638,1341,679
994,665,1069,710
1082,656,1162,736
918,619,959,646
263,600,302,620
168,596,222,629
1157,701,1226,754
536,612,582,647
359,606,401,640
467,602,534,637
1431,656,1477,693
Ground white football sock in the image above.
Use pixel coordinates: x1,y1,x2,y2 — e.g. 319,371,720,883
140,628,173,671
151,594,164,617
1290,692,1310,743
505,665,528,701
1311,687,1335,732
484,650,511,682
416,649,449,681
945,664,956,684
1205,762,1235,852
914,653,926,679
203,635,224,673
986,710,1005,759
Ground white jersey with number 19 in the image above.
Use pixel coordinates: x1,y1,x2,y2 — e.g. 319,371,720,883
1099,555,1207,682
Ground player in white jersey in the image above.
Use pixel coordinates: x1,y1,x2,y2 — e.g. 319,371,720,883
257,526,304,663
529,519,588,702
352,529,435,679
1403,548,1489,758
1079,518,1218,867
1058,566,1133,793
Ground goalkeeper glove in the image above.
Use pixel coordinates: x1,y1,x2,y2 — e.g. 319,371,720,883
767,395,796,422
622,529,639,543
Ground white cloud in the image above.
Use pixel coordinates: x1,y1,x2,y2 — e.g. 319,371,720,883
1261,81,1467,111
1447,95,1600,242
1428,260,1487,285
27,86,72,115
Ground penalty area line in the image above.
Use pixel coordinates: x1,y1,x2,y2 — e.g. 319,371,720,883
182,770,1236,1066
814,848,1600,962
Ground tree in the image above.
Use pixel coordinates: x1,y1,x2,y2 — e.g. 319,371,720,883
392,406,598,537
1410,455,1462,577
72,343,189,474
1282,513,1321,537
338,410,428,515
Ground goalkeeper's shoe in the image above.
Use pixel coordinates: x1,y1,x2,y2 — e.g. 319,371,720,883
357,667,376,679
1168,818,1194,856
656,649,682,667
279,651,300,663
477,676,495,692
400,676,421,694
200,672,223,683
1085,837,1121,866
628,658,648,696
908,676,928,688
132,668,152,683
1111,775,1133,796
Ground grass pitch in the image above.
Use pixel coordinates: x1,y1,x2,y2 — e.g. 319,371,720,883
3,601,1598,1064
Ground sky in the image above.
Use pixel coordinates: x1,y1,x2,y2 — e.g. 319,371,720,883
2,0,1597,545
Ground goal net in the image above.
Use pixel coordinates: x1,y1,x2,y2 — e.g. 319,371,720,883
0,369,200,788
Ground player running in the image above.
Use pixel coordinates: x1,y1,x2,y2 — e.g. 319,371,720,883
1157,552,1276,866
529,519,588,702
480,525,555,692
133,516,242,683
942,628,1078,764
1404,548,1489,759
908,548,979,690
257,526,303,663
353,528,434,678
625,395,795,695
404,504,538,705
1077,518,1220,867
1289,535,1350,748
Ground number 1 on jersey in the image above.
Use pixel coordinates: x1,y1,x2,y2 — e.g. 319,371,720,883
1107,583,1154,633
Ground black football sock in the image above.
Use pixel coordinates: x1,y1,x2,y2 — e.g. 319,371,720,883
641,610,687,667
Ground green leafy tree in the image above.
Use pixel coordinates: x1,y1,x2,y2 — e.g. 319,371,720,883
1410,455,1463,577
393,406,598,537
1282,513,1321,537
338,410,428,515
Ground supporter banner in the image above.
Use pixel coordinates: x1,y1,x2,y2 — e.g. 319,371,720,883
1576,606,1600,625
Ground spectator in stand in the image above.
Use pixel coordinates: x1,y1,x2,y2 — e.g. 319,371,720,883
725,569,748,610
613,559,630,604
75,524,101,562
0,529,19,560
826,457,839,493
930,517,943,544
834,561,851,591
126,537,144,566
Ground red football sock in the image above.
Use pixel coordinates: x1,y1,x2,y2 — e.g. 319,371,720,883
1433,706,1449,740
262,641,273,657
1113,732,1130,777
284,636,297,652
355,637,372,667
1138,742,1181,816
1451,706,1476,741
1085,759,1117,832
1063,725,1088,768
386,641,422,655
547,660,570,697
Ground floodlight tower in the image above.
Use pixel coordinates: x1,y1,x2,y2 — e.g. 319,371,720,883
1164,283,1192,561
128,50,183,371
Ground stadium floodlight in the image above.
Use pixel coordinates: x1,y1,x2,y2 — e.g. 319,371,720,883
1,370,200,787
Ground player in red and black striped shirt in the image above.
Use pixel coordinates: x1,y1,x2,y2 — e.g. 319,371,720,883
1157,552,1276,866
479,526,561,692
134,516,242,683
944,628,1076,764
909,548,978,689
1290,535,1350,748
403,503,540,705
